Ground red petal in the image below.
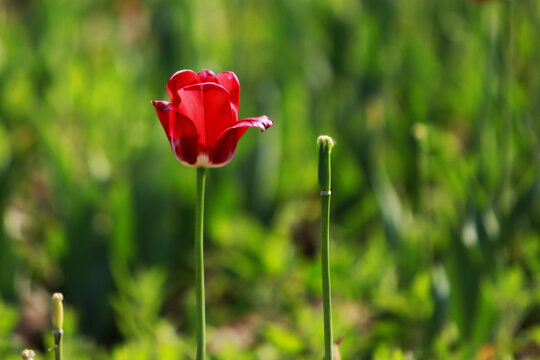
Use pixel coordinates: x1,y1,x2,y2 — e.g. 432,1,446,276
211,115,273,166
175,83,236,150
216,72,240,114
198,69,217,83
219,115,274,137
152,100,199,166
152,100,173,138
166,70,200,107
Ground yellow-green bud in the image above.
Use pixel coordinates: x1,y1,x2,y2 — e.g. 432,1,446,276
51,293,64,331
317,135,334,192
21,349,35,360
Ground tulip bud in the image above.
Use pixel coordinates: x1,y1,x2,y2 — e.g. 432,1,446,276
317,135,334,192
21,349,35,360
51,293,64,332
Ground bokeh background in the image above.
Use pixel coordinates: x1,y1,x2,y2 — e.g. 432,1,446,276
1,0,539,359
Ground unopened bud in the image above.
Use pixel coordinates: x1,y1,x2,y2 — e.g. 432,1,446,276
21,349,35,360
51,293,64,331
317,135,334,192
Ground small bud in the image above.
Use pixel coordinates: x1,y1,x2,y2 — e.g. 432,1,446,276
317,135,334,192
51,293,64,331
317,135,335,151
21,349,35,360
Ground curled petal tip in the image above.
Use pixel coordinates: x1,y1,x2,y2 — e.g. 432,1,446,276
261,115,273,127
262,118,273,131
234,115,274,133
254,115,274,131
152,100,173,112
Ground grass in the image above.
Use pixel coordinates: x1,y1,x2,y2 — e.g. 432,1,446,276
0,0,539,359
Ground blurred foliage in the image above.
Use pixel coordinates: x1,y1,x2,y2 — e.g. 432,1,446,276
1,0,540,358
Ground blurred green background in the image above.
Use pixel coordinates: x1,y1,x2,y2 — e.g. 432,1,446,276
1,0,539,359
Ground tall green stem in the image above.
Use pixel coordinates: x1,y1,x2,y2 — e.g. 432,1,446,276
318,136,334,360
195,167,207,360
321,192,333,360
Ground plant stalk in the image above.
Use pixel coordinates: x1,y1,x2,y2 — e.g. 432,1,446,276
195,167,207,360
317,135,334,360
321,192,333,360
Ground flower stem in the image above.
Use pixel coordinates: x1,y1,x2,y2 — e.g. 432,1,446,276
317,136,334,360
195,167,207,360
51,293,64,360
321,193,333,360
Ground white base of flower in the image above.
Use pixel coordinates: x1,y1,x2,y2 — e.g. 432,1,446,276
195,154,213,167
175,152,229,168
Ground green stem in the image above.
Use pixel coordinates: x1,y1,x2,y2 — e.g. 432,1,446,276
321,192,333,360
195,167,207,360
54,330,63,360
317,135,334,360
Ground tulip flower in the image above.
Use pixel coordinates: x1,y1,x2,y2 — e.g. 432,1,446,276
152,69,273,360
152,69,273,168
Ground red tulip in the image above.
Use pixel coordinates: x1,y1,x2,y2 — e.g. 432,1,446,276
152,69,273,167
